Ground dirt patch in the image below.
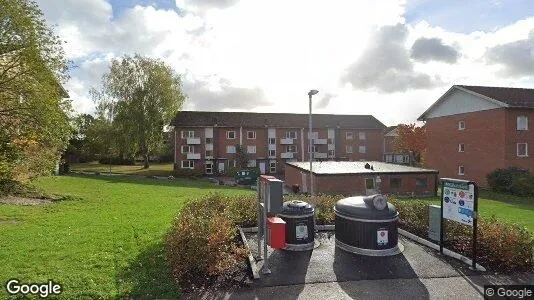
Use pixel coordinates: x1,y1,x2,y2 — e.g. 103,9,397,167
0,196,53,206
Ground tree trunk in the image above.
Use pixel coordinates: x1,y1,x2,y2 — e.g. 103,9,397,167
143,153,150,169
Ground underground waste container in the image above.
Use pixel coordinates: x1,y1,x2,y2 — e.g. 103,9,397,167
334,194,403,256
277,200,315,251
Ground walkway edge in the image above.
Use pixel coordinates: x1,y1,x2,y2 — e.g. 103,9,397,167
238,226,260,279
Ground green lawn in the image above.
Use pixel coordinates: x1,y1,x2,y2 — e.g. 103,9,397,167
70,162,175,177
401,189,534,231
0,174,253,299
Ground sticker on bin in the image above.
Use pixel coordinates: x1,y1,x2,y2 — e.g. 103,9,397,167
377,229,388,246
295,224,308,240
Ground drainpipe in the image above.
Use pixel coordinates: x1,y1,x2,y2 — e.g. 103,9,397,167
300,128,305,162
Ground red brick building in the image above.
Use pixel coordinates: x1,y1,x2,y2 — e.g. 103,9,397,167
171,111,386,175
284,161,438,196
419,85,534,187
383,126,411,164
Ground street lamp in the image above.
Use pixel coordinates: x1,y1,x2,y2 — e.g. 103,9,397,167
308,89,319,199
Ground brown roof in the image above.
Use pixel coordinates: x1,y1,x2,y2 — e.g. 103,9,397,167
458,85,534,108
171,111,386,129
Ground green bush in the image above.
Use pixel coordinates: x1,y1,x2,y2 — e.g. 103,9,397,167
165,194,248,287
285,194,341,225
487,167,529,194
510,174,534,196
390,199,534,272
225,195,257,227
0,179,48,198
172,168,203,179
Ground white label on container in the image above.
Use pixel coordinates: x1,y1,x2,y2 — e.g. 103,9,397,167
295,224,308,240
377,229,388,246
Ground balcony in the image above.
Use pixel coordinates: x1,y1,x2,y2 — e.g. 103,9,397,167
280,138,294,145
328,144,335,150
187,138,201,145
187,153,201,159
314,138,327,145
205,143,213,151
280,152,294,159
314,152,327,159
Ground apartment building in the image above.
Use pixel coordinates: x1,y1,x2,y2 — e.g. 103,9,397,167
418,85,534,186
171,111,386,175
383,126,411,164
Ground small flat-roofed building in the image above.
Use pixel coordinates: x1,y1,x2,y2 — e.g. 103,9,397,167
285,161,438,197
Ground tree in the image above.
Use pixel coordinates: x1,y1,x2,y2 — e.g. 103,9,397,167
94,54,186,168
393,124,427,166
0,0,71,182
235,145,249,170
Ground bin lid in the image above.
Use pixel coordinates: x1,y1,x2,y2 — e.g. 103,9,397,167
334,196,398,220
281,200,314,215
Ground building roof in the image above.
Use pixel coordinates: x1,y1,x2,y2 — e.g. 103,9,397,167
384,126,398,137
286,161,438,175
458,85,534,108
171,111,386,129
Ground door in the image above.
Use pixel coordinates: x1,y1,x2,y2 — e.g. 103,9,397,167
259,162,266,174
218,162,225,173
365,178,377,195
205,162,213,175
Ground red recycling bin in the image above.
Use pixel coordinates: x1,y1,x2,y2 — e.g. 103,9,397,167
267,217,286,249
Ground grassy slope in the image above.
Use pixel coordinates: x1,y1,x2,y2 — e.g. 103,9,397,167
70,162,175,177
0,174,253,299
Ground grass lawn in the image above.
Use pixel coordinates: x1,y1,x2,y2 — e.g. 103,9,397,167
70,162,175,177
0,174,254,299
400,189,534,232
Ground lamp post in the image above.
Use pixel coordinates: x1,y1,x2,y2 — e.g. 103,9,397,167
308,89,319,199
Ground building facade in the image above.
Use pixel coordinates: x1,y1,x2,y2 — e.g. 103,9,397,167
419,85,534,187
171,111,386,175
383,126,411,164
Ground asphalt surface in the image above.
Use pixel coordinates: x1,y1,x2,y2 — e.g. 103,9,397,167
184,232,531,299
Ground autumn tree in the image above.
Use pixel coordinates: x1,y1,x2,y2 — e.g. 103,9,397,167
235,145,249,170
393,123,427,166
0,0,71,182
94,54,186,168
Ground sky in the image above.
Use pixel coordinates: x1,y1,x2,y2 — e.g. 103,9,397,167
36,0,534,126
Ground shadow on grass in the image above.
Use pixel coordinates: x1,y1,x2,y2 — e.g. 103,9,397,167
117,242,181,299
63,173,253,192
478,189,534,207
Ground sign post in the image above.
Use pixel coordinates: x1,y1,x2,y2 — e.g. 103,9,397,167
439,178,479,270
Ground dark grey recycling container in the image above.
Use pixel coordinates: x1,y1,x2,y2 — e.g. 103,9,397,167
334,195,403,256
278,200,315,251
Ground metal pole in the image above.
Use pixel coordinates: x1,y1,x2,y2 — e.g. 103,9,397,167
309,94,314,200
440,179,444,255
472,182,478,270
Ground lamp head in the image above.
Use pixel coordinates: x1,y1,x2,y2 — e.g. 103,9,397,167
308,90,319,96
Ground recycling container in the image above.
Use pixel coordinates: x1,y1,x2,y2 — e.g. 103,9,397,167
334,195,402,256
278,200,315,251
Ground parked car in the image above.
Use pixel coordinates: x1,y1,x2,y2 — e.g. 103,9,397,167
234,169,259,185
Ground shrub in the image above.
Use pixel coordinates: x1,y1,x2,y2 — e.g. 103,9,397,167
284,194,342,225
509,174,534,196
98,157,135,165
165,194,247,287
225,195,257,227
390,199,534,272
0,179,48,198
487,167,529,193
172,168,203,179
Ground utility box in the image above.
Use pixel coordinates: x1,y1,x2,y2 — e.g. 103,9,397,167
267,217,286,249
259,175,283,214
428,205,441,242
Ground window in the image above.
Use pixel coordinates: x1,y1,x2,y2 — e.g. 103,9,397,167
308,145,318,153
517,143,528,157
308,131,319,139
346,145,353,153
247,160,257,167
205,150,213,157
226,131,236,139
226,145,236,154
247,145,256,153
181,145,193,153
181,160,195,169
458,165,465,175
385,154,393,163
269,161,276,173
365,178,375,190
205,137,213,144
205,162,213,174
247,131,256,139
458,143,465,152
286,131,297,139
328,149,335,157
416,178,427,187
268,138,276,144
390,178,401,188
346,132,353,140
328,138,334,144
458,121,465,130
286,145,297,153
517,116,528,131
181,130,195,138
359,132,366,140
359,145,366,154
269,149,276,157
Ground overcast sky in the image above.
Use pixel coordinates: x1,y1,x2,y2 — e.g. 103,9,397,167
37,0,534,126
